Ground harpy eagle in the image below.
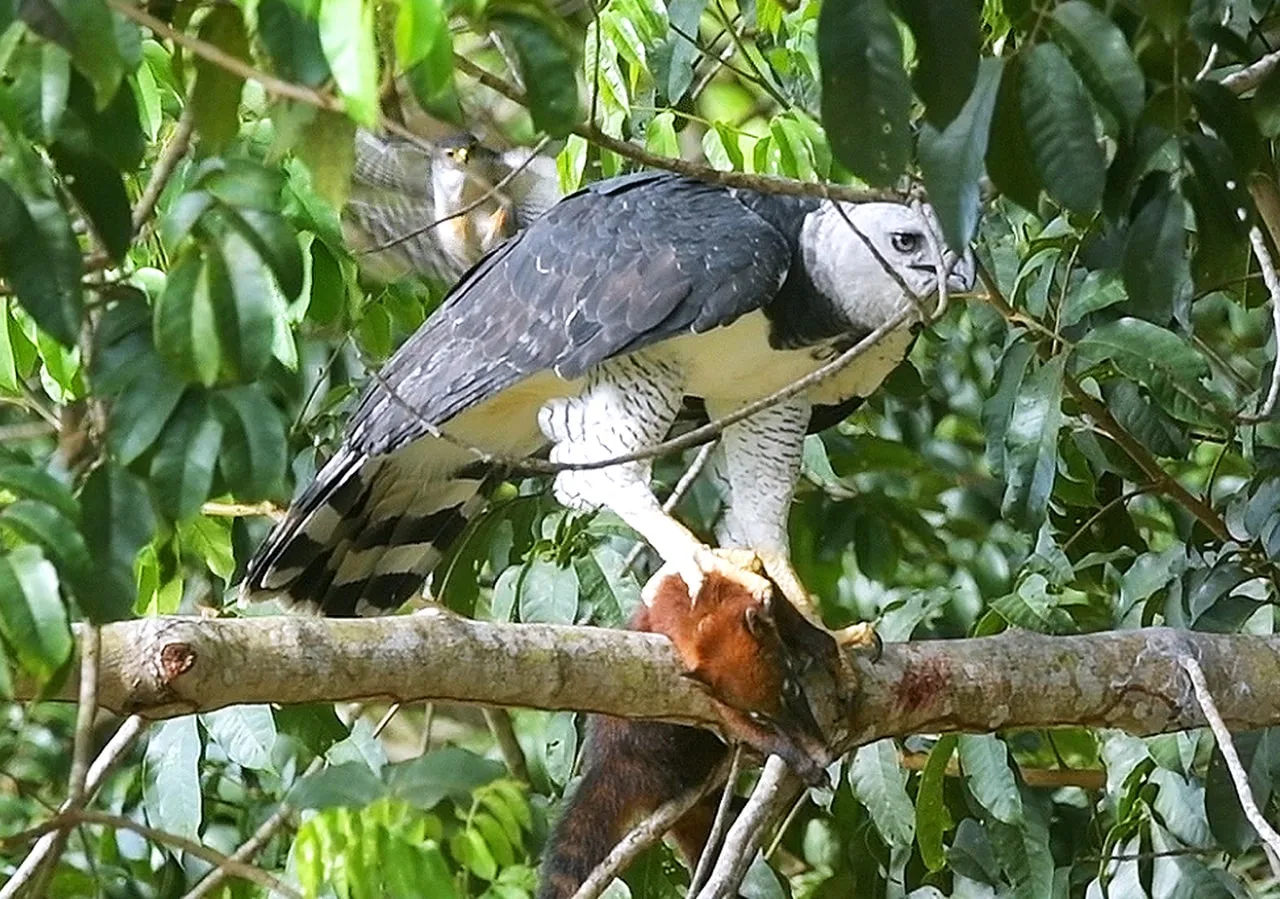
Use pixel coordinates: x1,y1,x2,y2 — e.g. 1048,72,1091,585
343,130,559,284
244,171,975,620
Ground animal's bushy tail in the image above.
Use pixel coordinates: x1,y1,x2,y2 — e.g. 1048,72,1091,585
242,446,491,616
537,717,725,899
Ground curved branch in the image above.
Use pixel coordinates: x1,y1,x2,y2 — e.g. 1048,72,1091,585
13,618,1280,751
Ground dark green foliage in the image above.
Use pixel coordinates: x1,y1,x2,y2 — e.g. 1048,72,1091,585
5,2,1280,897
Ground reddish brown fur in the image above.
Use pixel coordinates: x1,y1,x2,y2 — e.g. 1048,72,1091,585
538,570,839,899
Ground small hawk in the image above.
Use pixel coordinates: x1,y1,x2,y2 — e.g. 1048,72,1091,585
244,171,975,620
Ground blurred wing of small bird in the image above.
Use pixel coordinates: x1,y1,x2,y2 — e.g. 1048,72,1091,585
343,130,561,287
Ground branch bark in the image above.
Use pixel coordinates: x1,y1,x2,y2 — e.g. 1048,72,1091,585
14,616,1280,752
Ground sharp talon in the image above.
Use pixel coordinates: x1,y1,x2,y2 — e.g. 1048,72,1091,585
834,622,881,658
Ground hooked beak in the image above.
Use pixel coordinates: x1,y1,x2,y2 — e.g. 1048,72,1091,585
947,248,977,293
907,247,977,296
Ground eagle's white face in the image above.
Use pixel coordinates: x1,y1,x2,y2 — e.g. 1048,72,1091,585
801,202,976,329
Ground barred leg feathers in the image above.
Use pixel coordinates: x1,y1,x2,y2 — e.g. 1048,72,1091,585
241,445,492,617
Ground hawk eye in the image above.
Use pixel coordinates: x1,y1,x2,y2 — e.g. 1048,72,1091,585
890,231,922,254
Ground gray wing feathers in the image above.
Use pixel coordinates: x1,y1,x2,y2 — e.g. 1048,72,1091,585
345,173,797,456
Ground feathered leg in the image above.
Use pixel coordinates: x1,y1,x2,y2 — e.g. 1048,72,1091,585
708,397,879,655
540,353,772,601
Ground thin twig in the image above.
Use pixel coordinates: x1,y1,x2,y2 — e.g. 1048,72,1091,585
201,500,285,521
483,708,530,782
182,755,324,899
1221,48,1280,93
0,715,146,899
107,1,344,114
71,810,299,897
450,55,898,205
23,628,102,897
368,301,918,477
132,105,195,235
692,756,800,899
1239,225,1280,422
570,753,735,899
1180,655,1280,877
689,745,744,895
623,441,719,573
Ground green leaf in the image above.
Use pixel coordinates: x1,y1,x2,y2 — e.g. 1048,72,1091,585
452,827,499,881
990,573,1077,634
848,738,915,847
297,108,357,209
190,5,249,153
143,716,203,840
78,464,154,621
518,558,579,623
490,10,580,137
397,0,458,119
258,0,332,88
1020,43,1105,214
0,180,83,346
213,385,287,500
896,0,980,127
1253,64,1280,138
386,748,506,811
108,360,187,465
818,0,911,186
1001,355,1064,531
150,394,225,520
958,734,1022,824
291,761,387,809
1048,1,1144,128
318,0,380,126
916,735,957,872
919,58,1002,250
645,110,679,158
231,209,304,301
985,56,1042,211
209,228,276,380
38,42,71,141
0,464,78,518
201,705,278,771
1205,730,1272,855
657,0,706,105
155,246,221,387
48,0,126,109
0,499,94,588
0,545,70,681
274,704,350,757
49,142,132,262
1073,318,1220,428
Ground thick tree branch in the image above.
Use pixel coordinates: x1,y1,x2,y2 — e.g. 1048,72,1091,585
13,618,1280,751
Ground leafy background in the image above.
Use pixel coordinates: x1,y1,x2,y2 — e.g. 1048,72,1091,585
4,0,1280,896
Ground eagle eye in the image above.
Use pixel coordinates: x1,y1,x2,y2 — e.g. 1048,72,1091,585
890,230,923,254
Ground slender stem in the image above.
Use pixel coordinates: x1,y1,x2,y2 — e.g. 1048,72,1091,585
1180,655,1280,877
689,745,744,894
450,55,899,205
570,753,734,899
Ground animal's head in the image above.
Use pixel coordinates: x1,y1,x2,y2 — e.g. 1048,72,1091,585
431,133,504,206
639,568,842,786
802,201,976,326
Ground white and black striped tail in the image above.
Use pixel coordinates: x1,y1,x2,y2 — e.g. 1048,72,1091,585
242,447,492,616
